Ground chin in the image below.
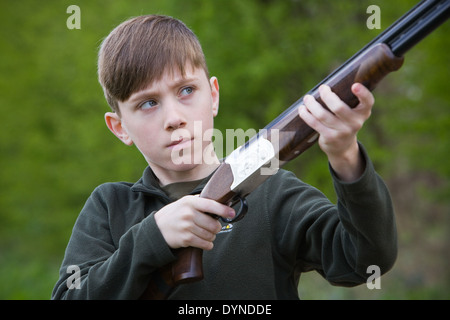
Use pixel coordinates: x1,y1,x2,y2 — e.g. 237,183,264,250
169,147,202,167
170,162,200,172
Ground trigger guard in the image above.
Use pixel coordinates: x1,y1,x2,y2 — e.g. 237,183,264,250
220,196,248,223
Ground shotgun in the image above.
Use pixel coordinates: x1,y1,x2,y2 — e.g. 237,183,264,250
140,0,449,299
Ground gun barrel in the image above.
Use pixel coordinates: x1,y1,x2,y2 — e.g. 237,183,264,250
388,0,450,56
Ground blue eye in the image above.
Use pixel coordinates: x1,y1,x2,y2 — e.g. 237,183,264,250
180,87,194,96
140,100,157,110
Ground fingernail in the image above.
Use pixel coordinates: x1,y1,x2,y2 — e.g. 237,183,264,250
228,209,236,218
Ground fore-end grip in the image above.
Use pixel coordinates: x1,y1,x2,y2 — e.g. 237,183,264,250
321,43,404,109
276,43,404,163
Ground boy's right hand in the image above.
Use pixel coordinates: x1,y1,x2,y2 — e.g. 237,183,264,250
154,196,236,251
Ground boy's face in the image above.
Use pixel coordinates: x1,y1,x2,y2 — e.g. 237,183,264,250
105,65,220,184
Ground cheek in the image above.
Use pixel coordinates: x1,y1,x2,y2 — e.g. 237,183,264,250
128,121,159,149
198,115,215,142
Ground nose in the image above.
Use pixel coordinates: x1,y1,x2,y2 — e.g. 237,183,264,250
163,101,187,131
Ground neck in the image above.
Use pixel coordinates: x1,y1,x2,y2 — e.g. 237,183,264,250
150,148,220,186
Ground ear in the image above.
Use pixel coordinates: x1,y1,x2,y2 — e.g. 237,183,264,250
210,76,219,117
104,112,133,145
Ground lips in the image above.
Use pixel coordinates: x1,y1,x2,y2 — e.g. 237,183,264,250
167,137,193,149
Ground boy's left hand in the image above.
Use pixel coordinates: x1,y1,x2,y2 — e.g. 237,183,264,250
298,83,374,182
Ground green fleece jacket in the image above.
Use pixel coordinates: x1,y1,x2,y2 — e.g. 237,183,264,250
52,145,397,299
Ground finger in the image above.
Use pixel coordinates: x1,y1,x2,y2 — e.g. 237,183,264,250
302,93,335,125
184,232,215,251
191,223,218,242
318,85,353,119
300,92,350,134
352,83,374,112
177,212,218,250
190,214,220,251
192,211,222,234
192,197,236,221
298,104,329,134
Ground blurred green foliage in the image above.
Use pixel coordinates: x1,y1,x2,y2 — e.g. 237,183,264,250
0,0,448,299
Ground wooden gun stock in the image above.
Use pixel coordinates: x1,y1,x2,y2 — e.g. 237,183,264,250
141,0,449,299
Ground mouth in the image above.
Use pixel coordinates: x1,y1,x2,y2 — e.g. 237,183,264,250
167,137,193,149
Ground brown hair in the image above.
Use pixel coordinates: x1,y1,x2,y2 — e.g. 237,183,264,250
98,15,209,114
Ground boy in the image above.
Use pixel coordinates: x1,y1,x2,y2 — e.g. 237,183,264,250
52,15,397,299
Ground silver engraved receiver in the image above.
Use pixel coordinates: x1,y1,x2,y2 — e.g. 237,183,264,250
225,136,278,193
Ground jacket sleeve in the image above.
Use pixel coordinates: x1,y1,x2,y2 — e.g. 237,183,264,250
270,143,397,286
51,186,176,299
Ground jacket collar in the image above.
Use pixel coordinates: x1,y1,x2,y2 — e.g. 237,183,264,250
130,166,214,197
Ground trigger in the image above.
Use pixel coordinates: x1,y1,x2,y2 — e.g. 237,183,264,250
220,195,248,223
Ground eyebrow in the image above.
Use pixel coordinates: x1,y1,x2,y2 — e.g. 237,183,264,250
126,75,201,105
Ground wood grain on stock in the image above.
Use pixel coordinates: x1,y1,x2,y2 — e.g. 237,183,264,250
200,162,236,203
